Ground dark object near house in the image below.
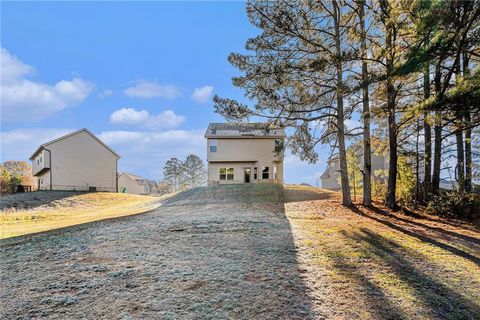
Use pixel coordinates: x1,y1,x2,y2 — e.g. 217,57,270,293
89,186,97,192
13,185,32,193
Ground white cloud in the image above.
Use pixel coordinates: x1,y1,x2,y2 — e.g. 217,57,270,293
0,48,94,122
191,85,214,103
110,108,185,129
98,89,113,98
0,128,75,161
123,80,181,99
144,110,185,129
110,108,149,125
1,48,35,83
99,129,205,179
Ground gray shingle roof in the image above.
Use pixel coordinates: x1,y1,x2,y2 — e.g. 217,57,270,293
205,123,285,138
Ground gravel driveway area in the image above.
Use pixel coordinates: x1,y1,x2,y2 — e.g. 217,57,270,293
1,184,313,319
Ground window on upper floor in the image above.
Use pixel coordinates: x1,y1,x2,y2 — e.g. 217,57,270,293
274,139,283,153
209,139,217,153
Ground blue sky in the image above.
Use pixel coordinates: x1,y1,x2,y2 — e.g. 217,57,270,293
1,1,325,184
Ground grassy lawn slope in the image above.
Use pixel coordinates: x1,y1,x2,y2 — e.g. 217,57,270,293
0,192,167,239
285,184,480,319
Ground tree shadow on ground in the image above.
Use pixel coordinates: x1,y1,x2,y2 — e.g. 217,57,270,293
342,228,480,319
350,205,480,266
324,240,411,319
0,184,317,319
369,207,480,246
396,206,480,232
0,191,87,211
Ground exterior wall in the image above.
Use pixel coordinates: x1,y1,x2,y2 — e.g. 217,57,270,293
207,138,284,185
118,175,145,195
321,160,342,191
321,153,388,191
45,131,118,192
32,150,51,176
37,171,51,191
208,162,254,185
207,138,283,163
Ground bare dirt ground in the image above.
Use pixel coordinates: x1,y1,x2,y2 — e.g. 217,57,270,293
1,184,479,319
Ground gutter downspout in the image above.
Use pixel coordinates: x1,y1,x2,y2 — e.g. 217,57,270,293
44,148,52,191
116,159,118,193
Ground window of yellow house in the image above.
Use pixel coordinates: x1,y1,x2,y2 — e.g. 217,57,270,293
219,168,234,180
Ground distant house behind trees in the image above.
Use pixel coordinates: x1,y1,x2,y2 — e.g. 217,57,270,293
321,140,388,192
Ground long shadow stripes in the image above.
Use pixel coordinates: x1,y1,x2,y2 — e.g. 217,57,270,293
351,206,480,267
346,228,480,319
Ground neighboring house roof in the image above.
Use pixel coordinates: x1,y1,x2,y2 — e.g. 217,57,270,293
320,170,330,179
205,123,285,138
30,128,121,160
122,172,144,181
121,172,157,188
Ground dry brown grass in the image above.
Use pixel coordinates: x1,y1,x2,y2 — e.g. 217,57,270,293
0,192,171,239
284,184,480,319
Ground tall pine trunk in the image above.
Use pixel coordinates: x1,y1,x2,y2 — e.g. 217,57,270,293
384,7,398,210
423,64,432,202
463,52,473,193
465,111,472,192
415,119,421,203
431,62,443,194
455,124,465,192
358,0,372,206
455,64,465,192
333,0,352,206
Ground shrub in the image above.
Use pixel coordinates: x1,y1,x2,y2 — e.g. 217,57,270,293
427,192,480,222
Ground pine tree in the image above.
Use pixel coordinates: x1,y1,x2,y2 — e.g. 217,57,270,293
163,158,184,191
213,0,355,205
181,154,206,188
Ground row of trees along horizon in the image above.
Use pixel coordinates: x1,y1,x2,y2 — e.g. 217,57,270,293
213,0,480,214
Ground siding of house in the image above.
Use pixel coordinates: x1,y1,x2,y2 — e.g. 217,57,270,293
36,171,51,191
321,152,388,191
207,138,283,185
118,174,146,195
36,130,118,192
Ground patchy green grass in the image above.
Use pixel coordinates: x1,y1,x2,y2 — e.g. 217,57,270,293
0,192,171,239
284,184,480,320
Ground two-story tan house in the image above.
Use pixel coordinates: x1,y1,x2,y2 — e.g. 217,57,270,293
30,129,120,192
205,123,285,185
